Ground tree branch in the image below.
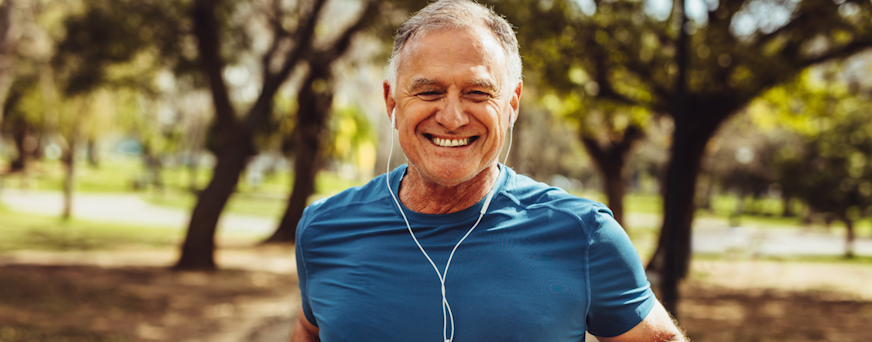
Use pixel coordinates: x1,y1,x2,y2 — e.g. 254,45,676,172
260,0,291,82
245,0,328,129
799,39,872,68
192,0,236,134
315,1,379,62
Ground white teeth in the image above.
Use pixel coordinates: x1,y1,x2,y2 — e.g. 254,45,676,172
432,137,470,147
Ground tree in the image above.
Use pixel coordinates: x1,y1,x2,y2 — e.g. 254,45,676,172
752,69,872,258
264,1,379,243
48,0,191,218
172,0,335,269
511,0,652,227
506,0,872,314
0,0,22,128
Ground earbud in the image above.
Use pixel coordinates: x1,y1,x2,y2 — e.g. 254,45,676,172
510,109,516,129
391,108,397,129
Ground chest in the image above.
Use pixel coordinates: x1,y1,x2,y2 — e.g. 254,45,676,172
303,217,591,342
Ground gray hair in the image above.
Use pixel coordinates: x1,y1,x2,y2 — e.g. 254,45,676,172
386,0,523,97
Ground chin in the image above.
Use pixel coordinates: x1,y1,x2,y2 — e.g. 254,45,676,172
411,162,474,186
418,159,498,187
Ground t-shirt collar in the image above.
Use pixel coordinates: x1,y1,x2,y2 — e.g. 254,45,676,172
388,164,510,225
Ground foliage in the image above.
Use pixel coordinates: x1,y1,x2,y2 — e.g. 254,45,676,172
51,0,215,96
746,67,872,211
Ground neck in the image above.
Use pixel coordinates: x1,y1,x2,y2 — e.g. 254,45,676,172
399,163,500,215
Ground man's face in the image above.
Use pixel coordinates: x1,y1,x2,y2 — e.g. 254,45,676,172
385,26,522,187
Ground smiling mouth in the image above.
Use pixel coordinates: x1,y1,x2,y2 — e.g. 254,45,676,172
425,134,478,147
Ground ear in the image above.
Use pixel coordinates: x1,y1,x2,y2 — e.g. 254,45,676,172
384,81,397,128
510,80,523,127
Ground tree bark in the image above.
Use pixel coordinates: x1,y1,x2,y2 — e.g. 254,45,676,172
646,102,730,311
173,0,329,270
0,0,19,128
265,67,333,243
264,2,378,244
61,137,77,221
843,216,855,258
10,121,28,172
579,124,643,226
656,0,689,316
174,0,247,270
86,137,99,167
175,141,252,269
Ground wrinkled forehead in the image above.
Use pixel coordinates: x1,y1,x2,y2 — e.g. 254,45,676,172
397,25,510,86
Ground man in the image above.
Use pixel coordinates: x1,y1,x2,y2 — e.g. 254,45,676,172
292,1,686,341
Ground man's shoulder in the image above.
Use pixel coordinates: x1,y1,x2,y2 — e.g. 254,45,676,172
505,170,611,219
304,173,391,220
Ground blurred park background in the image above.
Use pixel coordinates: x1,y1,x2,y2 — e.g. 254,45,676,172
1,0,872,341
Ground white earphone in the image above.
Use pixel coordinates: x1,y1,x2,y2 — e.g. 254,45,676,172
384,106,513,342
511,108,516,128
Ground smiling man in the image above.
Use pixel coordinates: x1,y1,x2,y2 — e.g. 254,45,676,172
292,1,686,341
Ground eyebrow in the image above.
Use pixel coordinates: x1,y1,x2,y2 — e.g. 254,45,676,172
467,78,498,91
408,77,441,91
407,77,499,92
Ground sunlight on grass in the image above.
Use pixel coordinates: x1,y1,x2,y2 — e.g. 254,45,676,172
145,191,288,218
2,157,867,255
0,206,182,252
143,169,367,217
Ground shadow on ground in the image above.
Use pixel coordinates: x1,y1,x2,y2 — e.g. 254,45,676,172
0,265,297,342
2,264,872,341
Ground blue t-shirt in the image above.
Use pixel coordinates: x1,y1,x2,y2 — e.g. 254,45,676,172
296,165,654,341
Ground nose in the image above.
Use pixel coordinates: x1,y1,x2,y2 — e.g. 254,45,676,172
434,96,469,132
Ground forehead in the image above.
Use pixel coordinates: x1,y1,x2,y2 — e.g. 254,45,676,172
397,25,508,88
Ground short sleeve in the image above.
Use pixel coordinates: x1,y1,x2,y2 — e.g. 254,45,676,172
585,206,655,337
296,206,318,327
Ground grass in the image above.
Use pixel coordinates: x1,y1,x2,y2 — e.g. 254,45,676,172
144,191,288,218
0,205,182,253
142,169,367,217
1,158,368,218
3,157,869,254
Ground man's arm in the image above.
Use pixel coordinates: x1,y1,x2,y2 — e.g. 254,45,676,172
290,308,320,342
595,300,687,342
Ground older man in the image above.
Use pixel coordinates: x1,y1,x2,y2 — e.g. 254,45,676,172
292,1,685,341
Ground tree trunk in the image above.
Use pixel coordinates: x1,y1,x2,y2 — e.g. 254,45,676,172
603,170,627,226
646,105,731,317
653,0,690,316
265,65,333,243
175,141,252,270
61,140,76,221
0,0,18,128
86,137,99,167
188,151,200,193
781,193,794,217
579,124,643,227
173,0,332,270
10,122,28,172
843,216,855,258
263,2,376,244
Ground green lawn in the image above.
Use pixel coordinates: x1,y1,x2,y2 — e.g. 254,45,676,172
2,158,869,254
0,205,182,253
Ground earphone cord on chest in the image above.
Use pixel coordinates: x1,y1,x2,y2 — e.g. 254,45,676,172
384,111,513,342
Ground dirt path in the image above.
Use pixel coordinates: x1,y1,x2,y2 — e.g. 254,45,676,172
0,189,276,236
0,246,299,342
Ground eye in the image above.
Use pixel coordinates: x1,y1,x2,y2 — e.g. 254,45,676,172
466,91,492,101
416,91,442,101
